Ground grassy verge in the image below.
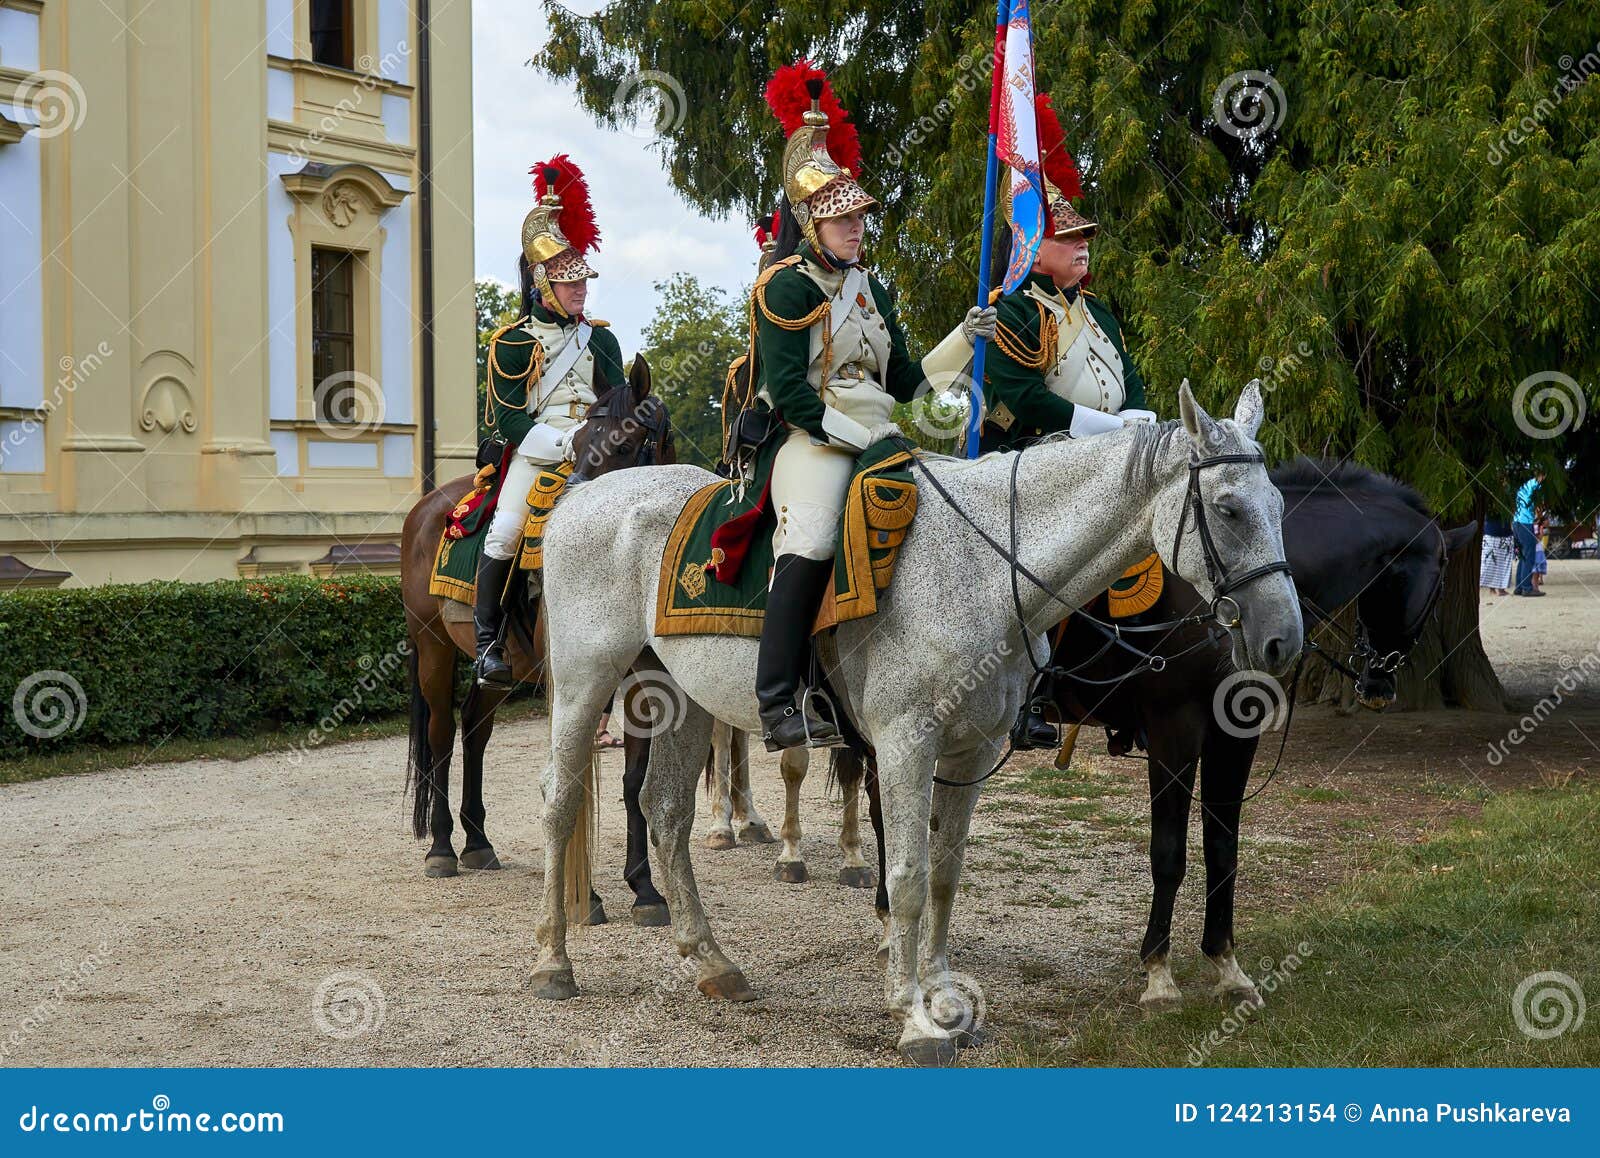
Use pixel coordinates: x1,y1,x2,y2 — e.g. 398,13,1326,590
992,780,1600,1066
0,692,547,787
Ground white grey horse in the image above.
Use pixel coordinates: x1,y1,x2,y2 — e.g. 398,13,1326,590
533,382,1302,1064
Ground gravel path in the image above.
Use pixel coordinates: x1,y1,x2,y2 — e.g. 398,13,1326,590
2,561,1588,1067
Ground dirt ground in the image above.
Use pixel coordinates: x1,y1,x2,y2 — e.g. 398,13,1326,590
1,563,1594,1067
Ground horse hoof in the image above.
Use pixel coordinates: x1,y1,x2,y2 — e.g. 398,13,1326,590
704,829,737,852
838,866,875,888
423,855,458,879
697,969,756,1003
530,967,578,1001
739,823,778,845
582,897,608,927
774,861,808,884
459,846,501,871
1216,983,1265,1011
631,903,671,928
898,1033,960,1068
1138,991,1184,1014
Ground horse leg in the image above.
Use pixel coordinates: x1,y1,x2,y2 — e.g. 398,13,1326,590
866,755,890,963
730,728,776,844
457,682,506,871
875,734,949,1065
412,631,459,878
622,723,670,927
1200,725,1263,1009
920,758,986,1048
833,749,873,888
774,746,810,883
1138,707,1204,1013
530,674,613,1000
637,686,753,1002
703,719,737,851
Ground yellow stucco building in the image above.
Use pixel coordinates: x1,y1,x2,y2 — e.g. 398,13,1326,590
0,0,476,586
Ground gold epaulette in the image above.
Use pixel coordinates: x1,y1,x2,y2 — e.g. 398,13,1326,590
587,318,610,328
488,317,533,344
992,300,1056,371
754,255,828,331
988,288,1004,306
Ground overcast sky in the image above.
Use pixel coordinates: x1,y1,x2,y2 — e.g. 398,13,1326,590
470,0,753,354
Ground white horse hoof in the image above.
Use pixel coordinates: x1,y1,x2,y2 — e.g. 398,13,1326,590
1215,982,1265,1010
898,1030,960,1068
704,829,737,851
1139,989,1184,1014
697,969,756,1003
530,966,578,1001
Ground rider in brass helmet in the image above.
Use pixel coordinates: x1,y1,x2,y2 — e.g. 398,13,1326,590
474,155,625,688
750,63,998,751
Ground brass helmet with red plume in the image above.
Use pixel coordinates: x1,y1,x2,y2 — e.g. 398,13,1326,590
522,154,600,314
764,62,875,251
1034,94,1096,238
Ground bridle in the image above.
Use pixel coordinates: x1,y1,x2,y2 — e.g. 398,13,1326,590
1304,520,1448,682
571,386,671,479
896,436,1296,788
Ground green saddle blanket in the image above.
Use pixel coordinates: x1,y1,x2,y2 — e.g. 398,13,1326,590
654,438,918,638
428,458,571,603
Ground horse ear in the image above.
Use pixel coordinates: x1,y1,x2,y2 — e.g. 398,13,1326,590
1178,379,1215,446
629,352,653,399
1233,379,1265,439
1444,521,1476,554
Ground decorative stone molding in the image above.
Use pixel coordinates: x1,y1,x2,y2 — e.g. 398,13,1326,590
280,162,408,221
139,375,198,434
308,542,402,577
0,554,71,589
0,107,33,146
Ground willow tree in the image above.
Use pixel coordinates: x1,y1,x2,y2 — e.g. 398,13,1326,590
539,0,1600,710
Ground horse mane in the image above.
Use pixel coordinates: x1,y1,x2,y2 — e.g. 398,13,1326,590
1270,456,1434,519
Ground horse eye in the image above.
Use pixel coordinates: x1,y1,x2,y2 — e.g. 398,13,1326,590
1214,501,1238,519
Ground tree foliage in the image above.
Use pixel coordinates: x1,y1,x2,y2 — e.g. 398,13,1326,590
538,0,1599,526
640,273,748,469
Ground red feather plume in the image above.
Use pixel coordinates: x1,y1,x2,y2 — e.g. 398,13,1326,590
530,153,600,257
1035,94,1082,204
763,61,864,178
753,207,781,249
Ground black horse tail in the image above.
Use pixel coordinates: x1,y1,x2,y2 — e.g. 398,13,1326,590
406,641,434,840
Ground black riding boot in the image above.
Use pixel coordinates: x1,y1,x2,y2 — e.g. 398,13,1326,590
1009,673,1061,751
757,554,841,751
473,553,516,688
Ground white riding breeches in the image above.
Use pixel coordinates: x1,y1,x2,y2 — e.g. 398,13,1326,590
769,426,856,562
483,453,546,561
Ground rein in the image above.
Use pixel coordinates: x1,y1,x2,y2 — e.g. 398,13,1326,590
900,436,1294,789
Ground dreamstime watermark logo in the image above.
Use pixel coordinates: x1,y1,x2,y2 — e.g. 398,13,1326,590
313,370,386,439
1212,669,1288,739
881,48,997,169
1187,943,1313,1064
911,970,986,1040
0,342,113,472
0,940,111,1062
1257,341,1315,392
312,971,386,1039
285,641,411,765
1511,370,1587,440
1486,643,1600,766
910,371,974,445
611,69,688,140
1487,41,1600,165
12,670,87,740
1211,70,1287,140
615,669,688,739
15,70,89,139
1512,970,1585,1040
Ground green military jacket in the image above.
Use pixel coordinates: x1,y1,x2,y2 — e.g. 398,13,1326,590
753,245,925,441
484,301,626,448
979,272,1146,454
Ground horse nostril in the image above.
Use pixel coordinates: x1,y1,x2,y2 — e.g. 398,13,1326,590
1263,634,1289,672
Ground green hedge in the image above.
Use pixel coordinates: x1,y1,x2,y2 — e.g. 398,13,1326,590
0,576,419,758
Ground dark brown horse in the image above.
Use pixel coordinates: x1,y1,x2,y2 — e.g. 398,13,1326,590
399,354,674,925
845,457,1473,1007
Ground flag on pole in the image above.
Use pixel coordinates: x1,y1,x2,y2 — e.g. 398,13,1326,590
995,0,1042,293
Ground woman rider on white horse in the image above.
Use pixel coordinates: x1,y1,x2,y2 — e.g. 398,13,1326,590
750,63,998,751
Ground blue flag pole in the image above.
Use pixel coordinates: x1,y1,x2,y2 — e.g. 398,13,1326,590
966,0,1011,459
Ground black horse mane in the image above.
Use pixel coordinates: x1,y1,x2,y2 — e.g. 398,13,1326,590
1270,456,1434,519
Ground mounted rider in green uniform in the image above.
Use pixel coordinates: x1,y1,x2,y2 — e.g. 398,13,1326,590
474,154,625,688
749,62,998,752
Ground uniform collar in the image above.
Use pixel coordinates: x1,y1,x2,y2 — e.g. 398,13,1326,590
530,300,581,328
1024,270,1083,305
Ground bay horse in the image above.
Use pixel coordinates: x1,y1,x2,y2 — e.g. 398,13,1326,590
399,354,674,924
844,456,1473,1011
532,383,1302,1064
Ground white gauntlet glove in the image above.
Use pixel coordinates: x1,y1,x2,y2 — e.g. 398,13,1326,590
558,421,586,463
961,305,999,344
1119,408,1158,425
864,422,907,445
1067,406,1126,439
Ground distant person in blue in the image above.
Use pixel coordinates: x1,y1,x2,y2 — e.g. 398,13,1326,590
1513,471,1546,597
